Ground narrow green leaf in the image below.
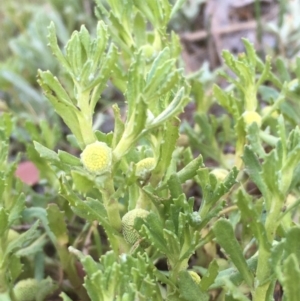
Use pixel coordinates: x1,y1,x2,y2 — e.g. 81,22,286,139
242,146,268,198
284,227,300,262
199,259,219,291
71,170,95,194
178,270,209,301
0,208,8,236
213,219,254,287
47,204,69,246
147,87,188,129
34,141,59,162
282,254,300,301
4,221,39,260
47,22,73,74
58,150,81,166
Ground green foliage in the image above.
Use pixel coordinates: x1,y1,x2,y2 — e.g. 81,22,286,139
1,0,300,300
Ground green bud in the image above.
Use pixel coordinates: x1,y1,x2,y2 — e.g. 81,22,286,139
7,229,20,244
13,279,38,301
122,209,149,245
80,141,112,174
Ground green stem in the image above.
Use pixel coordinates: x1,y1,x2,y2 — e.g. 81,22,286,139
252,246,271,301
253,194,282,300
113,136,134,162
100,177,129,254
56,246,90,301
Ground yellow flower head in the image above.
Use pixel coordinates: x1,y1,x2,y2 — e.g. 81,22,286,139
81,141,112,174
210,168,229,182
188,271,201,284
135,158,156,179
122,209,149,245
242,111,262,127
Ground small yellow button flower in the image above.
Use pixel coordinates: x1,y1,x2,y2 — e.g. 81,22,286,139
135,158,156,180
188,271,201,284
210,168,229,181
81,141,112,174
242,111,262,127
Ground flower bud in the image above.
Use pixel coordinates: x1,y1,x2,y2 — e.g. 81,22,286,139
80,141,112,174
188,271,201,284
122,209,149,245
210,168,229,181
135,158,155,180
7,229,20,244
242,111,262,127
13,279,38,301
261,106,279,118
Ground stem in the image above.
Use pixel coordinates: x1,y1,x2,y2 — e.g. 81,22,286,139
101,178,122,232
56,246,90,301
252,246,271,301
100,177,129,254
253,195,282,300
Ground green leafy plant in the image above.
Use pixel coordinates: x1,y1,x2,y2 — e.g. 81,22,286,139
2,0,300,300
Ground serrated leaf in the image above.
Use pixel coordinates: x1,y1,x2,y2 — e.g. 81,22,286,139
0,208,8,236
4,221,40,261
151,118,179,185
178,270,209,301
199,259,219,291
223,279,250,301
71,170,95,194
34,141,59,163
213,219,254,287
177,155,203,183
47,22,73,74
243,146,269,198
47,204,69,246
147,88,188,129
58,150,81,166
284,227,300,262
37,70,73,106
282,254,300,301
136,212,168,254
236,190,271,252
125,52,145,119
8,193,25,226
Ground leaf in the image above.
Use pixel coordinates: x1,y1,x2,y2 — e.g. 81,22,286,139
151,117,179,185
4,221,40,261
284,227,300,262
0,208,8,236
199,259,219,291
177,155,204,184
178,270,209,301
147,87,189,129
236,190,271,252
47,204,69,246
8,193,25,226
242,146,268,198
213,219,254,287
136,212,169,255
47,22,73,75
223,279,251,301
282,254,300,301
71,170,95,194
34,141,60,163
58,150,81,167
